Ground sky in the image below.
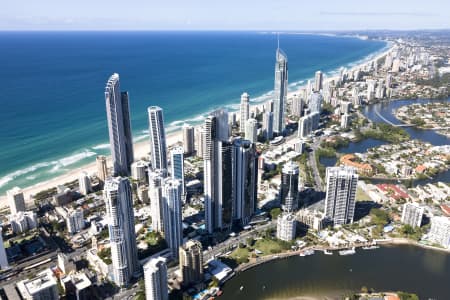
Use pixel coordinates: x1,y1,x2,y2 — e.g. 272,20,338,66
1,0,449,31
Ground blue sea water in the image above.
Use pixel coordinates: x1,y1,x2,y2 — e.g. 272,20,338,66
0,31,386,194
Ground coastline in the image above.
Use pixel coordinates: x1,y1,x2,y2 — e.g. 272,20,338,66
0,40,394,207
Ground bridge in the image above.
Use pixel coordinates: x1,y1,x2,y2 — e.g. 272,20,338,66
373,107,413,127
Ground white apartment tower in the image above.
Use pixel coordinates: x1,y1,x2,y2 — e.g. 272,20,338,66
7,187,26,215
78,171,91,195
239,92,250,133
280,161,300,212
428,216,450,248
401,202,424,228
324,166,358,226
96,155,108,184
276,213,296,241
104,177,139,286
148,106,168,171
144,257,168,300
105,73,134,176
245,118,258,143
149,170,165,233
0,228,8,269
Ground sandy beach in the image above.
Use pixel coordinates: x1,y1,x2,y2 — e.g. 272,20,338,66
0,43,393,209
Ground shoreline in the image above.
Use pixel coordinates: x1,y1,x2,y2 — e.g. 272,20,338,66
0,41,394,206
222,238,450,286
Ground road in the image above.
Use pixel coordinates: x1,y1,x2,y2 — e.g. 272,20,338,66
308,137,324,192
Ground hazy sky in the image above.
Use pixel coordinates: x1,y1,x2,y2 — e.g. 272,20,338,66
1,0,449,31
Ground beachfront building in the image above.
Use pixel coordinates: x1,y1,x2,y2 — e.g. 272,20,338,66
182,124,195,155
148,106,168,171
131,160,148,183
233,139,258,226
401,202,424,228
298,114,312,139
104,177,139,286
179,240,203,286
170,147,185,199
96,155,108,185
280,161,299,212
245,118,258,143
428,216,450,248
314,70,323,92
144,257,168,300
105,73,134,177
162,178,183,259
276,213,296,241
7,187,26,215
203,110,233,233
324,166,358,226
240,92,250,133
149,170,165,233
78,171,91,195
273,47,288,135
262,111,273,140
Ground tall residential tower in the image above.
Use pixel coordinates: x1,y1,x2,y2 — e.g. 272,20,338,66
148,106,168,171
105,73,134,176
273,47,288,134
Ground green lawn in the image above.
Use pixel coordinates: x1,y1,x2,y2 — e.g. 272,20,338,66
230,247,250,264
254,238,284,255
356,187,371,201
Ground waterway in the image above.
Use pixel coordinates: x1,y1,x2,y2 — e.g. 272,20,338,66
220,99,450,299
319,98,450,186
220,245,450,299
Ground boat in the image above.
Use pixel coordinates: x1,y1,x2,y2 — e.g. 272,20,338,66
323,249,333,255
339,247,356,256
240,286,244,291
299,249,315,257
362,245,380,250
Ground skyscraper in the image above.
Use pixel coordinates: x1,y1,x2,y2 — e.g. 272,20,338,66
324,166,358,226
244,118,258,143
429,216,450,248
233,139,258,226
96,155,108,185
298,114,312,139
280,161,299,212
273,47,288,134
314,70,323,92
262,111,273,141
239,92,250,133
148,106,168,171
162,178,183,259
182,124,195,155
170,146,185,198
144,257,168,300
105,73,134,176
149,170,165,233
179,240,203,286
203,110,232,233
309,92,323,114
195,126,206,158
78,171,91,195
291,95,304,117
7,187,25,215
104,177,139,286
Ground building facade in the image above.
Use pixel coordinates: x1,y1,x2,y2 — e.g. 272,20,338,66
276,213,296,241
324,166,358,225
273,48,288,134
144,257,168,300
148,106,168,171
179,240,203,286
104,177,139,286
105,73,134,176
401,202,424,228
182,124,195,155
7,187,25,215
239,92,250,133
244,118,258,143
280,161,299,212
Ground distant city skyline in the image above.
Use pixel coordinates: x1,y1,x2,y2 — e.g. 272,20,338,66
1,0,450,31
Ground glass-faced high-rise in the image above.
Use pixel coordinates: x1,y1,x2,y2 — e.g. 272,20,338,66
280,161,299,212
273,48,288,135
148,106,167,171
104,177,139,286
105,73,134,176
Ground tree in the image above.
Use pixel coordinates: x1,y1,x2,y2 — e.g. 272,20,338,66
270,208,282,220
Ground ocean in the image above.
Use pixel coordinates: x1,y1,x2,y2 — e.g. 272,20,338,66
0,31,386,194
